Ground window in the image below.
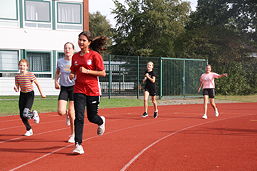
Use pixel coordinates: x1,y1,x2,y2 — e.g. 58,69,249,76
26,52,51,72
58,52,64,59
25,0,50,22
57,3,81,24
0,50,19,71
0,0,18,20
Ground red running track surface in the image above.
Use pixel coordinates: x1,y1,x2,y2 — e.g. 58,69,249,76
0,103,257,171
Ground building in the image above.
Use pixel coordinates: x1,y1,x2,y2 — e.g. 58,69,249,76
0,0,88,95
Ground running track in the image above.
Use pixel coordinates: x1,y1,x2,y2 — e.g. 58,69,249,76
0,103,257,171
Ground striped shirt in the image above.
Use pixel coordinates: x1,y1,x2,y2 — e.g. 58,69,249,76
15,72,36,93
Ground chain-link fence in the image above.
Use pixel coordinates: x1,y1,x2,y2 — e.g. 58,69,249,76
100,55,207,98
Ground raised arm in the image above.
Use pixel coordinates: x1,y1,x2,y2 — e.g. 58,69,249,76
217,73,228,78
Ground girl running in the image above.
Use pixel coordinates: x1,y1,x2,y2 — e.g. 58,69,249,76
141,61,158,118
55,42,75,143
14,59,46,136
198,64,228,119
69,31,107,154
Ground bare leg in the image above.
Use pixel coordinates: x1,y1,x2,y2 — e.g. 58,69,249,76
210,98,219,116
68,101,75,136
144,91,149,113
57,100,67,116
204,95,209,115
151,96,158,112
210,98,217,111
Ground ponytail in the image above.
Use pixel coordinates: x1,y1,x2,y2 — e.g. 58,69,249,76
90,36,108,53
78,31,108,53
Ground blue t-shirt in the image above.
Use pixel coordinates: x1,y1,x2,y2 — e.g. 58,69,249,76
57,58,75,87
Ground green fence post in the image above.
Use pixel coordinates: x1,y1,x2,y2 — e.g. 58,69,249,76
159,57,163,99
108,55,112,99
137,56,140,99
183,60,186,97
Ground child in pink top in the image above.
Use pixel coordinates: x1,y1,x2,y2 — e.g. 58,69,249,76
198,65,228,119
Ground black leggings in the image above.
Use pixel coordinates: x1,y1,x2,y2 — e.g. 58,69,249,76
74,93,103,144
19,91,34,131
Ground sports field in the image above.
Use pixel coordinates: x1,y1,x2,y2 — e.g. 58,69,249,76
0,102,257,170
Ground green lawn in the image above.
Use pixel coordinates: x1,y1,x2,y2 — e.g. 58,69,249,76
0,96,143,116
0,95,256,117
216,95,257,102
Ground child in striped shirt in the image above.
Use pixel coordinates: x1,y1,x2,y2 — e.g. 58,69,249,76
14,59,46,136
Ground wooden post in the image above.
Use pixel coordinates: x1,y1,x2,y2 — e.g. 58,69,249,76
83,0,89,31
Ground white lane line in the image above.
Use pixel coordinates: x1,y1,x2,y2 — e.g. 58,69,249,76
0,127,68,144
120,114,256,171
0,114,59,124
9,119,173,171
0,120,65,131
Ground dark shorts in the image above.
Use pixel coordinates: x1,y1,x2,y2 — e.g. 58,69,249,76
145,87,156,96
203,88,215,98
58,86,74,101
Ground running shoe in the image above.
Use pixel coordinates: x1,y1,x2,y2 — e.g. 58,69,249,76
97,116,105,136
66,110,71,126
202,114,208,119
73,143,84,154
24,129,33,136
215,109,219,117
153,112,158,118
32,110,40,124
68,135,75,143
141,112,148,118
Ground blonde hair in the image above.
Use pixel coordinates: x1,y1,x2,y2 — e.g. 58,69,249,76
147,61,154,67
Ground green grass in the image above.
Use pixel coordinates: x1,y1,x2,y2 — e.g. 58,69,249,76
216,95,257,102
1,95,256,117
0,96,143,116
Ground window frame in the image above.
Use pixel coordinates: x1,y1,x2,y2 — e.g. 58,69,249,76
24,0,51,23
56,2,82,25
0,0,18,20
0,50,19,72
25,50,52,74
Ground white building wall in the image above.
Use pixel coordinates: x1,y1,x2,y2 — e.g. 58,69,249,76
0,0,84,96
0,77,59,95
0,27,80,51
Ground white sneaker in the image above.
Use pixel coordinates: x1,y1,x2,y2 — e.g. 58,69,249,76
215,109,219,117
97,116,105,136
24,129,33,136
68,135,75,143
73,143,84,154
32,110,40,124
202,114,208,119
66,111,71,126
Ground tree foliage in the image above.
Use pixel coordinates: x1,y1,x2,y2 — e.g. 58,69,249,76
89,12,113,55
176,0,257,95
111,0,191,56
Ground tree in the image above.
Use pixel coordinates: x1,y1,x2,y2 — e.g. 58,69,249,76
175,0,257,95
89,12,113,54
111,0,191,56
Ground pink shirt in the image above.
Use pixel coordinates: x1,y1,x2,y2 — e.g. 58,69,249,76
200,72,220,89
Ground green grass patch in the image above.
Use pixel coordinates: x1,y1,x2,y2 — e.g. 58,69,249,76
216,95,257,102
0,96,144,116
